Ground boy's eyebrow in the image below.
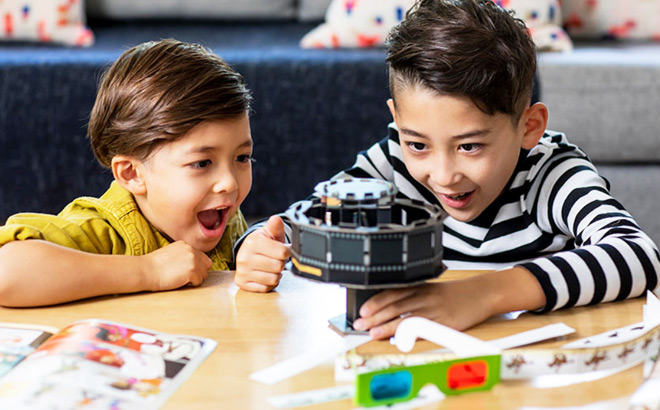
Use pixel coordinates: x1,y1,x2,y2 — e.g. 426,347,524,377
399,127,490,140
185,139,253,154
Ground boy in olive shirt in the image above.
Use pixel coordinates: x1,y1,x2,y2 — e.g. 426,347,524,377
0,39,254,306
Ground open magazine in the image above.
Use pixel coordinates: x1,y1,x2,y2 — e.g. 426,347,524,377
0,319,217,409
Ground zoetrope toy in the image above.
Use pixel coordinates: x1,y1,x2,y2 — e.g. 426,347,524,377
284,178,445,334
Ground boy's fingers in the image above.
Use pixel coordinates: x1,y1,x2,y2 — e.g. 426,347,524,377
246,255,287,275
202,253,213,270
369,319,401,340
262,215,286,243
239,277,280,293
188,274,205,287
354,289,424,333
247,234,290,261
359,288,415,317
250,270,283,287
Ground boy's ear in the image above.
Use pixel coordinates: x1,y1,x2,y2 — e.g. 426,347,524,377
111,155,147,196
387,98,398,124
520,102,548,150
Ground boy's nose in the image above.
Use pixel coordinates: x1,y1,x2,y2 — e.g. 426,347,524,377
212,170,239,194
429,157,462,188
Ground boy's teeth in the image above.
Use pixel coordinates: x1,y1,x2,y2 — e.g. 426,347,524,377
212,210,222,229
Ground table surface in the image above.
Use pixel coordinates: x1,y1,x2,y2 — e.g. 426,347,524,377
0,270,649,409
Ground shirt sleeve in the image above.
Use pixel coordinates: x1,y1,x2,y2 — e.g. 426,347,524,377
517,150,660,312
0,211,125,254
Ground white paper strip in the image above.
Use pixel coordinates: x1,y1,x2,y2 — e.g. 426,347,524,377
419,323,574,356
250,334,372,385
489,323,575,350
563,291,660,349
392,317,501,355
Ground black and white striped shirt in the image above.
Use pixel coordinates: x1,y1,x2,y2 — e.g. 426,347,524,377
332,124,660,313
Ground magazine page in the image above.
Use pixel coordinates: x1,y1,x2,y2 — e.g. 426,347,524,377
0,319,217,410
0,323,57,379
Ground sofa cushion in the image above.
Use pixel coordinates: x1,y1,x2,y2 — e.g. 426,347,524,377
300,0,572,51
562,0,660,40
300,0,413,48
298,0,332,21
86,0,297,20
538,42,660,163
0,0,94,46
598,165,660,246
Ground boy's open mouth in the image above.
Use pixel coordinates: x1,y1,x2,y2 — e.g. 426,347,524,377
446,192,470,200
197,207,228,231
440,191,474,209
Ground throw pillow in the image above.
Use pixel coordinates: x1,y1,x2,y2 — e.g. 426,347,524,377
300,0,572,52
0,0,94,46
300,0,414,48
562,0,660,40
503,0,573,51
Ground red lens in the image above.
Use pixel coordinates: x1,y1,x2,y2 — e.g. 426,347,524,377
447,360,488,390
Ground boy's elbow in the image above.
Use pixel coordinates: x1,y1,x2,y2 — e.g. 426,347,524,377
0,264,17,307
0,243,28,307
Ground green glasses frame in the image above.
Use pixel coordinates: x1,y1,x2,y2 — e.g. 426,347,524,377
355,354,501,407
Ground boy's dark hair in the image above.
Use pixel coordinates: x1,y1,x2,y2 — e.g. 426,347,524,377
387,0,537,122
88,39,252,168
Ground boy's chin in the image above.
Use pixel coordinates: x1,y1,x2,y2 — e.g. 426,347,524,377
198,239,222,254
443,208,480,223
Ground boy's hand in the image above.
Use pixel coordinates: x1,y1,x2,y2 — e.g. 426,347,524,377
352,281,493,340
144,241,212,291
352,268,545,340
235,216,291,292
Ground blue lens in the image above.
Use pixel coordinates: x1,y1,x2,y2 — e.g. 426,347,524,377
369,370,413,400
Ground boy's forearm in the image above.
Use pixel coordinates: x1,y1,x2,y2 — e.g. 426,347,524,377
480,266,546,316
0,240,149,307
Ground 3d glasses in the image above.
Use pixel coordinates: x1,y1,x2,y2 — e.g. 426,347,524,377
355,354,501,407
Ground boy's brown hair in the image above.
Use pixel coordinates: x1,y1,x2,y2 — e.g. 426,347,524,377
387,0,537,122
88,39,252,168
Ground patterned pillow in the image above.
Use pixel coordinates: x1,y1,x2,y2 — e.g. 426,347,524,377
0,0,94,47
562,0,660,40
300,0,573,52
300,0,414,48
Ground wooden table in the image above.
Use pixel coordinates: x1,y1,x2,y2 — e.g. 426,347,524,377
0,270,648,409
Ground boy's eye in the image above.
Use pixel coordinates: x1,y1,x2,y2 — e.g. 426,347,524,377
237,154,254,164
459,143,481,152
192,160,211,169
407,142,427,152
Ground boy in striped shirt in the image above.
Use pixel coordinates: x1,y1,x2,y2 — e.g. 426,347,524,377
235,0,660,339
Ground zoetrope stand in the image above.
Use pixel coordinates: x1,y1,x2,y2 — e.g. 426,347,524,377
285,178,445,335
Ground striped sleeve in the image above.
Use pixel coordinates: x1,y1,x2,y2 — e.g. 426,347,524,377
518,139,660,312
